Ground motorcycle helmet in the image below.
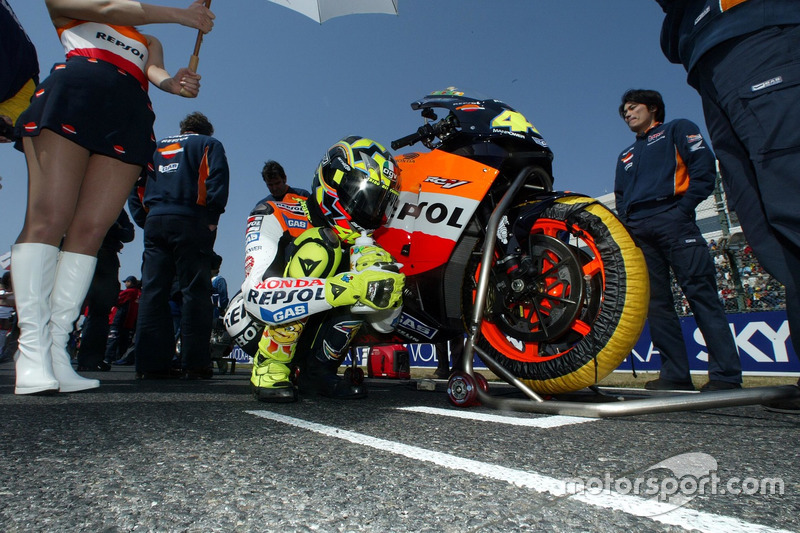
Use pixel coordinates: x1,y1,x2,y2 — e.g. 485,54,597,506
312,136,400,245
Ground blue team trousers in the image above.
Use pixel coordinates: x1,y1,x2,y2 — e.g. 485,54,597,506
135,214,215,373
626,207,742,383
694,24,800,359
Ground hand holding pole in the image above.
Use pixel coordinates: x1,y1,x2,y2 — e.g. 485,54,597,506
180,0,212,98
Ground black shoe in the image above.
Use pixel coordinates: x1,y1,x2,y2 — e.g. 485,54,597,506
700,380,742,392
644,378,695,391
318,373,367,399
298,369,367,399
762,385,800,413
77,361,112,372
113,358,135,366
183,366,214,380
135,368,183,380
762,398,800,414
430,368,450,380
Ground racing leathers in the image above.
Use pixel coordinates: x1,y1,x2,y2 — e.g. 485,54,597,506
224,194,404,402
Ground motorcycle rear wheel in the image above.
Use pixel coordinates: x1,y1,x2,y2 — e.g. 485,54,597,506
470,196,649,394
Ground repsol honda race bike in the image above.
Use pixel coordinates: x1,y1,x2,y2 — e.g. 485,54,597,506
354,88,650,405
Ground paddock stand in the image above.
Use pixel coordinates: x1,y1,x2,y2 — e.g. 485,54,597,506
449,168,800,418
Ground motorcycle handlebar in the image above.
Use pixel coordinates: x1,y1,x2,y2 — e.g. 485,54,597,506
391,123,435,150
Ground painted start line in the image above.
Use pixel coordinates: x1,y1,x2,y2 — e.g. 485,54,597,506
246,409,792,533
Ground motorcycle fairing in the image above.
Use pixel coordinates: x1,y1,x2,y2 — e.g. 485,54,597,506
410,90,550,152
373,149,499,276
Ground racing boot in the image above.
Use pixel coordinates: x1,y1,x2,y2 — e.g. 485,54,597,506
299,358,367,400
12,243,60,395
50,251,100,392
250,325,299,402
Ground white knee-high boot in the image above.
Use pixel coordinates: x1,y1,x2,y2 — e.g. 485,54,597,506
50,251,100,392
12,243,60,395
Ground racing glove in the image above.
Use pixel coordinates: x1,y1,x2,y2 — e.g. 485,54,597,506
351,245,395,272
325,267,405,310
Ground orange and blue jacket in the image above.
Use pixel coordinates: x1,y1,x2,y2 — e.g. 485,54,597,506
614,119,716,222
130,132,229,227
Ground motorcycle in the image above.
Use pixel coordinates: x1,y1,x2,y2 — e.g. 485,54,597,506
353,88,650,404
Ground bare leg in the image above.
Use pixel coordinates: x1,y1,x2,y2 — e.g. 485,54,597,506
18,130,141,253
62,154,142,255
17,130,89,246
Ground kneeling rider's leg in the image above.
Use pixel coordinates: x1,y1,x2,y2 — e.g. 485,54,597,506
298,307,366,399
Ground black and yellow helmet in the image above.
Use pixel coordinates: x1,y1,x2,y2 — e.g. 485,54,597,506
312,136,400,244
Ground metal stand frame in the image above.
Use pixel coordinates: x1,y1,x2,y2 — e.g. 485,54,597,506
460,168,800,418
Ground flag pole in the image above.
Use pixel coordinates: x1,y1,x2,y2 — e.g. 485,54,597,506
179,0,212,98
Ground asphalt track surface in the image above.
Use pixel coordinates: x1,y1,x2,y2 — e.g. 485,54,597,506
1,361,798,533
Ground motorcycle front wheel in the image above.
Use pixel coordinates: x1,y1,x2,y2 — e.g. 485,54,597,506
468,195,649,395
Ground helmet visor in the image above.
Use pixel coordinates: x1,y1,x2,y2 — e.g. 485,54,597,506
339,161,399,230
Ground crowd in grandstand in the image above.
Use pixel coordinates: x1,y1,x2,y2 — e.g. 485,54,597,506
671,240,786,316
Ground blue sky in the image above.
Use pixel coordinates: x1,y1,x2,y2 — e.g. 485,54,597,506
1,0,705,290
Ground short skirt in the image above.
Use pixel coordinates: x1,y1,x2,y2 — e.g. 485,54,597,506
15,56,156,166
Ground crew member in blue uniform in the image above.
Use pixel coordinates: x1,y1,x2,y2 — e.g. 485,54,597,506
130,111,229,379
614,88,741,391
655,0,800,409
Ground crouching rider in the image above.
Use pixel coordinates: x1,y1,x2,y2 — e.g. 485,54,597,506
225,136,404,402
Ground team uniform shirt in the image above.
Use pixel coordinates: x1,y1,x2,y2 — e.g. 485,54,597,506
15,17,155,164
132,133,230,224
614,119,716,222
57,20,149,90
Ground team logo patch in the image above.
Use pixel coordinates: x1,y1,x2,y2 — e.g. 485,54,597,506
283,214,308,229
299,258,321,276
158,143,184,159
321,320,363,360
275,202,306,215
397,313,438,340
424,176,469,189
329,282,347,300
751,76,783,92
260,304,309,323
247,216,263,230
